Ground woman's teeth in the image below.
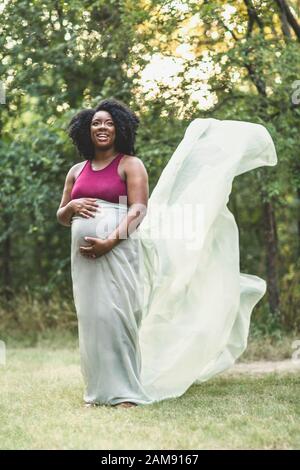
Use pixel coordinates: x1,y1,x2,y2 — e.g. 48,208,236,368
96,135,109,140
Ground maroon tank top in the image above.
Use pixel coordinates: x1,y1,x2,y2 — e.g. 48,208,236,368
70,153,128,204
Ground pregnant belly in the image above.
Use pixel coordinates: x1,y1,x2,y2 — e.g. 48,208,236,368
71,201,128,249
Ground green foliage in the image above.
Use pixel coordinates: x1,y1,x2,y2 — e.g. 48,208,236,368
1,0,299,333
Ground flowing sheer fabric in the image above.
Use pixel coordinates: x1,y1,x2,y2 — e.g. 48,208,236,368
71,117,277,406
138,118,277,401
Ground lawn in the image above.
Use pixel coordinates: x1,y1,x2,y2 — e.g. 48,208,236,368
0,344,299,450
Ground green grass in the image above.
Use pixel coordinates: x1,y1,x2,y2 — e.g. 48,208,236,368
0,346,299,450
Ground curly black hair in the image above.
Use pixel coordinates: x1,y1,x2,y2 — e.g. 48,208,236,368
67,98,140,159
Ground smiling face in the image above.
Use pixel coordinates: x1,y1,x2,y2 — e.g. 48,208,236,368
90,110,116,151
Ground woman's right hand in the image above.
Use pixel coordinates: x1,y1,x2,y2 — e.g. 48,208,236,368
68,198,100,219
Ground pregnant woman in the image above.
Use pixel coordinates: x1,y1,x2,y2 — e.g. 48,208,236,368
57,98,278,408
57,98,152,408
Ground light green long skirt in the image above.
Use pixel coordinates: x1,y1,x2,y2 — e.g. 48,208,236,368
71,118,277,406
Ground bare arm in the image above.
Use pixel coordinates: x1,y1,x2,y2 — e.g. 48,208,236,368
56,167,76,227
56,165,99,227
107,156,149,247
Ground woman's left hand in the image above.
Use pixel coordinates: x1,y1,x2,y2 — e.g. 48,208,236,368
79,237,115,259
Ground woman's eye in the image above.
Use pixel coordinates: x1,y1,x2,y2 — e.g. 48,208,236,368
92,121,114,127
92,121,114,126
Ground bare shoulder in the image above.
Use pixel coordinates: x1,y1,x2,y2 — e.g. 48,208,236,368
120,155,148,175
68,160,88,181
119,155,148,182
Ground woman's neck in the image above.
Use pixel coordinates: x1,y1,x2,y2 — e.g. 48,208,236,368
93,149,119,163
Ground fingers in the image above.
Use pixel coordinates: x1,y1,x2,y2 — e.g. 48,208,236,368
85,201,100,209
81,252,97,259
86,204,100,213
80,240,95,250
83,209,97,218
79,207,101,218
84,237,95,243
80,245,97,259
80,245,92,251
79,246,94,256
85,199,100,209
79,202,102,218
78,211,90,218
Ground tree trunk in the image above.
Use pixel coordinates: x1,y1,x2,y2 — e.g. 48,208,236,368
262,198,280,313
275,0,300,40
